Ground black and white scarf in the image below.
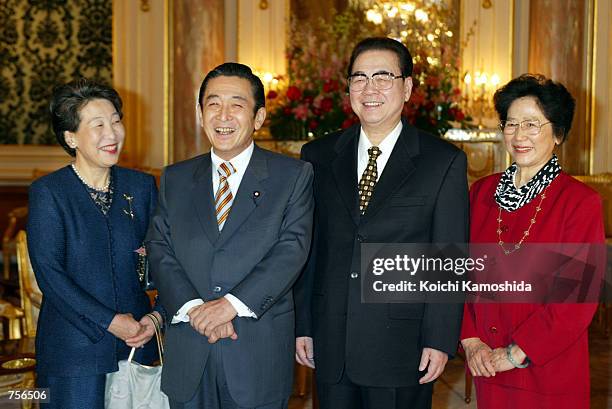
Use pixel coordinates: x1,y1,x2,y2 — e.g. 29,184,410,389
494,154,561,212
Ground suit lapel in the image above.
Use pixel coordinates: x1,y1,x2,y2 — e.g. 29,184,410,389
216,146,267,248
361,121,419,221
332,126,360,226
192,155,220,245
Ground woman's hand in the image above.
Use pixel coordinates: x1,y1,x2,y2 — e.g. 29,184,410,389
125,312,161,348
108,313,144,341
461,337,496,377
491,344,527,373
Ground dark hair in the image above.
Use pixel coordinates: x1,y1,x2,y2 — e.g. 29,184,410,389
493,74,575,143
197,62,265,115
49,78,123,157
347,37,413,78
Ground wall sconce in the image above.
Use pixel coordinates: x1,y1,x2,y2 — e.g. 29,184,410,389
463,70,501,127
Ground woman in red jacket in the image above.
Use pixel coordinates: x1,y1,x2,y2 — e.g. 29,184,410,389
460,74,605,408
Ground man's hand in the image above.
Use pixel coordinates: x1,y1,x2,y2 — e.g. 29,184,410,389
418,347,448,384
188,298,238,337
125,312,162,348
295,337,315,368
108,313,143,341
461,337,495,377
207,322,238,344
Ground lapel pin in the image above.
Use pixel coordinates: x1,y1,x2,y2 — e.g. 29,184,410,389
123,194,135,219
253,191,260,198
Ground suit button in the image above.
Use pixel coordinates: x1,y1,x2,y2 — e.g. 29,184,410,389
350,272,359,279
213,286,222,293
356,235,364,242
490,326,497,333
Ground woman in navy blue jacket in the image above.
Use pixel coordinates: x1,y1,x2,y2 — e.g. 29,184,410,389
27,78,162,408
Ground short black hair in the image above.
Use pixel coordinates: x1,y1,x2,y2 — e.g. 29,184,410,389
494,74,575,143
347,37,413,78
49,78,123,157
197,62,265,115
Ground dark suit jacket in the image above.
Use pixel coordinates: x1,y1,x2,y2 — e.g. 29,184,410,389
27,166,158,377
295,120,469,387
146,145,314,406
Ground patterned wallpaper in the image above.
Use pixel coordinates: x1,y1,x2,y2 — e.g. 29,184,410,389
0,0,112,145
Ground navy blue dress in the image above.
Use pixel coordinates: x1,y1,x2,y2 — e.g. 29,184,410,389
27,165,159,408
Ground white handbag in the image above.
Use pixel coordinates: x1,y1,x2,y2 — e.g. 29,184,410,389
105,314,169,409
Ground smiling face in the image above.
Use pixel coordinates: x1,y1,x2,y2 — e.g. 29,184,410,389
65,98,125,170
504,96,559,182
349,49,412,142
200,76,266,161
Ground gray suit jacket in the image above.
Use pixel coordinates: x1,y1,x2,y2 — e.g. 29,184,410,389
146,145,314,406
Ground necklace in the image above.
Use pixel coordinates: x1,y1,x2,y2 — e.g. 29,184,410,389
71,164,110,192
497,188,547,255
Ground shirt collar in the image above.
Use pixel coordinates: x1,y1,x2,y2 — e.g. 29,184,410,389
358,120,403,153
210,142,254,174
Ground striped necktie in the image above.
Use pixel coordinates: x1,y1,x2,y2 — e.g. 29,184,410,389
215,161,236,230
358,146,381,214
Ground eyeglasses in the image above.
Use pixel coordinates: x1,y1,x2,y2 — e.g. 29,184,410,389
499,119,551,136
347,72,405,92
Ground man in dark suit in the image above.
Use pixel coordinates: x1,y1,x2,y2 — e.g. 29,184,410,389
146,63,314,409
294,37,469,408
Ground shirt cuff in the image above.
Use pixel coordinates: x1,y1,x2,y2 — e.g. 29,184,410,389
171,299,204,324
225,294,257,318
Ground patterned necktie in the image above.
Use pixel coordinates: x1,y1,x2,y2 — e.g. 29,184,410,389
358,146,382,214
215,161,236,230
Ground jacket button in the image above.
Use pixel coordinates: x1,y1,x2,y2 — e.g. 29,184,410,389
490,326,497,333
213,286,222,293
350,272,359,279
356,235,364,242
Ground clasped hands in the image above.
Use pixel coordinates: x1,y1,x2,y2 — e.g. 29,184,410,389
108,312,162,348
461,337,527,377
188,298,239,344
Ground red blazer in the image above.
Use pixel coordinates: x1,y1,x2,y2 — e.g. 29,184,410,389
461,172,605,397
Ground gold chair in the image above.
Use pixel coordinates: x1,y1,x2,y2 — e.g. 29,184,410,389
15,231,41,338
2,207,28,280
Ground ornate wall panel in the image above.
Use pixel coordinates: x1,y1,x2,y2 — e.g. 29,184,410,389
528,0,592,175
172,0,225,163
0,0,112,145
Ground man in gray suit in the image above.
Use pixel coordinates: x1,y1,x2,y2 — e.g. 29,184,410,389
146,62,314,409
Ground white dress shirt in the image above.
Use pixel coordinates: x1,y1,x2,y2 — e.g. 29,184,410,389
172,143,257,324
357,121,403,181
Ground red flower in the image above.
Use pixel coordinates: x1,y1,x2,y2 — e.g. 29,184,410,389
286,86,302,101
320,97,334,113
304,95,314,105
425,75,440,88
410,89,426,106
341,118,354,129
450,108,465,121
309,120,319,130
266,90,278,100
323,80,339,93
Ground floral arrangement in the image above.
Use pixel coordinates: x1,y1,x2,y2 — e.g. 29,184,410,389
266,3,470,140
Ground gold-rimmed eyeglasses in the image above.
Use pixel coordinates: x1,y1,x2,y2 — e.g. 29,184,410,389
499,119,551,136
347,71,405,92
